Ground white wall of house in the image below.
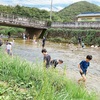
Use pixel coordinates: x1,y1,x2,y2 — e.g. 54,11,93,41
77,16,100,21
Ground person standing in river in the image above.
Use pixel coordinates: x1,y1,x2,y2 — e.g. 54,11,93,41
78,36,81,45
6,42,12,56
33,35,36,43
78,55,92,84
8,32,11,38
41,49,51,68
42,36,46,48
6,40,9,45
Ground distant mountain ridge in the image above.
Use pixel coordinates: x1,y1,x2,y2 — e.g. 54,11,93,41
57,1,100,22
0,1,100,22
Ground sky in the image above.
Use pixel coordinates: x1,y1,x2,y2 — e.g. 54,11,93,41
0,0,100,11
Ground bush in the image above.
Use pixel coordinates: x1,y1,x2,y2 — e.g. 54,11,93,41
70,36,78,44
0,26,25,35
48,37,66,43
0,51,98,100
45,28,100,45
95,37,100,46
47,20,52,27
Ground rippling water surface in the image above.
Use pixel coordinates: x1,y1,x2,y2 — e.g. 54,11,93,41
2,38,100,92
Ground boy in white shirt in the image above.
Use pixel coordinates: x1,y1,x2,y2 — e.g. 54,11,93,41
6,43,12,55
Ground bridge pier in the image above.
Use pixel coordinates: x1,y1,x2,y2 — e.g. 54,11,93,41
26,28,43,39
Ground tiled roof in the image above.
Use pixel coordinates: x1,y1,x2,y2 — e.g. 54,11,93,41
76,12,100,17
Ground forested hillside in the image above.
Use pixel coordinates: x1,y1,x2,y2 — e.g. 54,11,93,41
0,1,100,22
0,1,100,35
57,1,100,22
0,5,61,21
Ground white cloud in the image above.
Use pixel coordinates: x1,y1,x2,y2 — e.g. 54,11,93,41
0,1,9,5
0,0,100,11
0,0,100,5
40,6,64,11
40,7,50,11
55,6,64,11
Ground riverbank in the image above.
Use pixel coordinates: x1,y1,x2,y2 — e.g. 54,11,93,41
45,28,100,46
0,49,98,100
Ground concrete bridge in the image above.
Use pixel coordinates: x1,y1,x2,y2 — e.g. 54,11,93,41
0,13,100,39
51,22,100,29
0,13,48,38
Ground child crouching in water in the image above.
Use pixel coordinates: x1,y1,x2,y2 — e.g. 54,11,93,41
78,55,92,84
50,59,63,68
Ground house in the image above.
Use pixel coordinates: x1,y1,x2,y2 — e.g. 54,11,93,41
76,12,100,22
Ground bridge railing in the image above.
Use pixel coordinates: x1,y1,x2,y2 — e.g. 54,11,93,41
0,13,47,28
51,22,100,28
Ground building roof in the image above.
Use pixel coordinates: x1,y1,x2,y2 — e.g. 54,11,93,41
76,12,100,17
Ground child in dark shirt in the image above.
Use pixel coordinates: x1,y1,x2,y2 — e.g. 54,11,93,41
42,36,46,48
50,59,63,68
78,55,92,83
41,49,51,68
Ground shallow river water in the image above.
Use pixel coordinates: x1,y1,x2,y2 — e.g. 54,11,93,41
3,39,100,93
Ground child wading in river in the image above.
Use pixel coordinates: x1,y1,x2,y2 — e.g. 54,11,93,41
50,59,63,68
41,49,51,68
78,55,92,84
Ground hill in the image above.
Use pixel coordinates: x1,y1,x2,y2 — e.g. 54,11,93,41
57,1,100,22
0,5,61,21
0,1,100,22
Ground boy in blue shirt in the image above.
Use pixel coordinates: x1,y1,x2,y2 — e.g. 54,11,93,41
78,55,92,83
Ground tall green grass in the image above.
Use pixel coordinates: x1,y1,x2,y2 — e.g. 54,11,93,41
0,50,98,100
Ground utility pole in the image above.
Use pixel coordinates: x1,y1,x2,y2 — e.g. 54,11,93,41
50,0,53,21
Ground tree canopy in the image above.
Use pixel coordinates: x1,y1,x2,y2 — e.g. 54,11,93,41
57,1,100,22
0,1,100,22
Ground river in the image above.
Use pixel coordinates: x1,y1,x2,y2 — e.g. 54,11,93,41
2,39,100,94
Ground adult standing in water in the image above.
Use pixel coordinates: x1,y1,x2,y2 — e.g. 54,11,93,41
33,35,36,43
8,32,11,38
42,36,46,48
78,36,81,45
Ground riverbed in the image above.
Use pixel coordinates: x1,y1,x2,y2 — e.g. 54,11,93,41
2,39,100,94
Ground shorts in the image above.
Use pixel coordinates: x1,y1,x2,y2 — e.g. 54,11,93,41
7,49,10,54
80,71,86,76
7,49,12,55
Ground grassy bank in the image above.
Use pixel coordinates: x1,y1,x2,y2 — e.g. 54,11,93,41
45,28,100,46
0,50,98,100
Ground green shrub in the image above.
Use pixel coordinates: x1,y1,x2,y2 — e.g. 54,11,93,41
70,36,78,44
0,26,25,35
0,50,98,100
48,37,66,43
45,28,100,45
47,20,52,27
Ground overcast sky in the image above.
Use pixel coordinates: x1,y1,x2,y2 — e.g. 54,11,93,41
0,0,100,11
